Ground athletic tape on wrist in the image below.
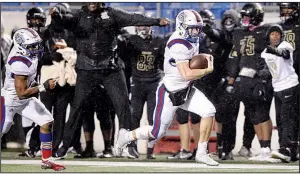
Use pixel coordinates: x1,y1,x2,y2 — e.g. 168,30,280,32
38,85,46,92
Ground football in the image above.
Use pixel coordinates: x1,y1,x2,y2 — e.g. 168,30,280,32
189,54,209,69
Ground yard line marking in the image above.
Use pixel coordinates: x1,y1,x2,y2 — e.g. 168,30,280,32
1,160,298,170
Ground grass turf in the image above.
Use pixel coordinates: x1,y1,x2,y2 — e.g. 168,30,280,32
1,151,299,173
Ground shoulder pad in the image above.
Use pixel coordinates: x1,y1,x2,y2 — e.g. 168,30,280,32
169,43,192,62
167,39,193,50
8,56,32,75
8,56,32,68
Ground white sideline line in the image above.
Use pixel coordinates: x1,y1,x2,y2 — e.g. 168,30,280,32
1,160,299,170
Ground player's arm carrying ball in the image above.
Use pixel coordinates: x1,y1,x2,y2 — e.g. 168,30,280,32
15,75,56,100
177,54,214,81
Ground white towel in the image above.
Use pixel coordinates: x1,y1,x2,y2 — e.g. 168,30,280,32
40,47,77,86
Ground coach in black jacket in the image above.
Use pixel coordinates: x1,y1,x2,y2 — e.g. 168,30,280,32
54,3,169,157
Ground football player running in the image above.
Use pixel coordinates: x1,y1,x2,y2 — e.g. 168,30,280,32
115,9,218,166
1,28,65,171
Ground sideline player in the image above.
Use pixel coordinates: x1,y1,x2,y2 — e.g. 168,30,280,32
276,2,300,161
0,28,65,171
261,24,299,162
115,9,218,166
123,20,166,159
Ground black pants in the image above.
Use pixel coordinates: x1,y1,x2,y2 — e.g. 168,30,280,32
274,85,299,148
237,77,273,125
130,79,159,130
213,81,240,153
82,86,115,149
83,86,115,132
40,84,80,152
241,115,256,149
61,69,131,149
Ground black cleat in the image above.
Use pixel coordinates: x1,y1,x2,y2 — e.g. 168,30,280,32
75,149,97,158
217,146,223,159
221,151,234,160
271,148,291,162
147,147,156,159
128,146,140,159
19,149,36,158
54,147,68,159
167,149,192,160
102,149,114,158
187,149,197,160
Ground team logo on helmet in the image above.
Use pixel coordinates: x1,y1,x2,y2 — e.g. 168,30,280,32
177,11,187,24
14,33,25,45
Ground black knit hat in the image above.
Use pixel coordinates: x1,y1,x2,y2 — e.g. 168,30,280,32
266,24,284,44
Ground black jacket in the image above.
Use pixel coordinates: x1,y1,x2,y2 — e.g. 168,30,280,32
63,5,161,71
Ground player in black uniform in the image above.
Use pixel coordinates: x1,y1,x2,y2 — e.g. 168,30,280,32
123,20,166,159
273,2,300,162
228,3,276,162
201,9,242,160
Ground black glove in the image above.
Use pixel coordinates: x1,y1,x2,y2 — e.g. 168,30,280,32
266,45,291,59
52,11,62,21
51,5,63,20
202,24,213,35
51,51,64,62
258,68,272,80
218,78,235,94
225,85,235,94
266,45,278,54
38,79,55,92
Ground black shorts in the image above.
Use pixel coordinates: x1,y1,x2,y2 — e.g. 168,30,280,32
237,77,273,125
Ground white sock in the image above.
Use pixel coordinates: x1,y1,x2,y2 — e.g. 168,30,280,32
147,139,157,148
197,141,208,155
134,125,153,140
128,131,135,142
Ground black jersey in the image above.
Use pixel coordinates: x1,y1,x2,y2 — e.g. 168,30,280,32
279,19,300,77
197,29,234,88
228,24,270,78
126,35,165,82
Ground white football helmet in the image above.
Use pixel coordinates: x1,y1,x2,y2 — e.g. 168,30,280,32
176,9,204,43
13,28,43,59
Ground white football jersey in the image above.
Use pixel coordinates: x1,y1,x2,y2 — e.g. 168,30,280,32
163,31,199,91
2,48,38,106
261,41,299,92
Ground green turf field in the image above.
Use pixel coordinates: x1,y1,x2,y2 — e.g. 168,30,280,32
1,151,299,173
